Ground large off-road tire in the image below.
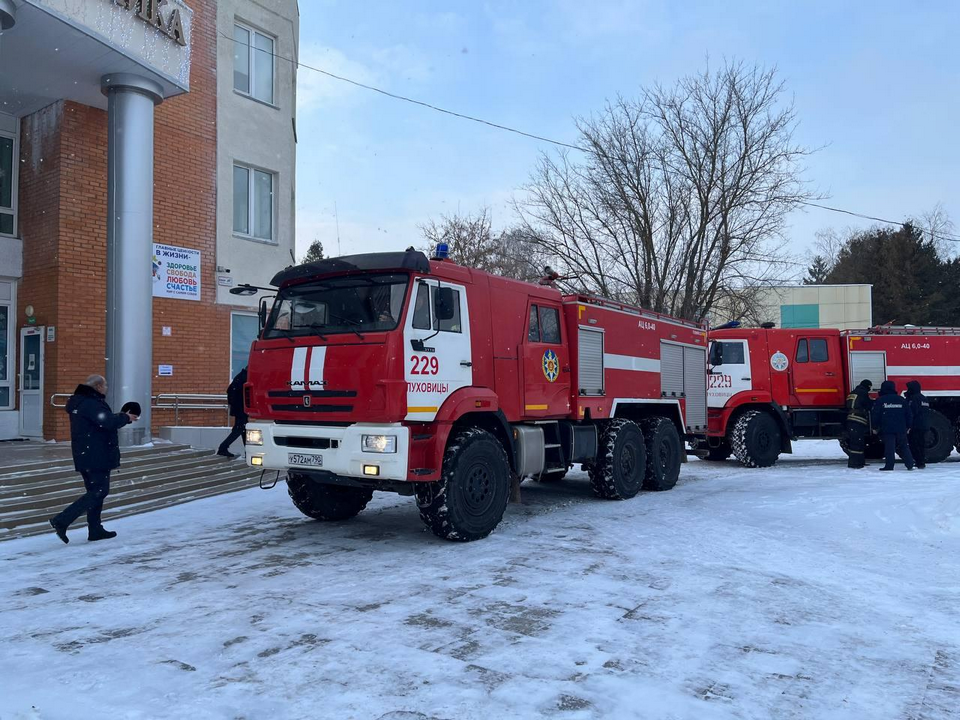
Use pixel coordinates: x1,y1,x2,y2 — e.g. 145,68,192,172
415,428,511,542
640,417,682,491
588,419,646,500
287,473,373,521
955,418,960,456
730,410,782,468
924,410,954,463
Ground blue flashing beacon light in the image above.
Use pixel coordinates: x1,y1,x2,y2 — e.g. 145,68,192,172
433,243,450,260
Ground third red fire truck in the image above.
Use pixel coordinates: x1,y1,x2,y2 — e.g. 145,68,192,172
242,249,708,541
701,325,960,466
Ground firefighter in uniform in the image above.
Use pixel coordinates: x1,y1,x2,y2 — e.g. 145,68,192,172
905,380,930,469
844,379,873,469
871,380,915,472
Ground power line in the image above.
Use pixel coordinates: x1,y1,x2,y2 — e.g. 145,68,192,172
220,30,583,152
222,31,960,243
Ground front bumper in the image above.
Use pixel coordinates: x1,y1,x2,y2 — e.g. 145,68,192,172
246,422,410,481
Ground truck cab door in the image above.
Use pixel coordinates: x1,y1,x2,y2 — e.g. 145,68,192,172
707,339,752,408
521,302,571,417
791,335,844,406
404,279,473,422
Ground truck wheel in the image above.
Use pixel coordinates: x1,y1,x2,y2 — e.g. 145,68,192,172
588,419,646,500
924,410,954,463
640,417,682,491
415,428,511,542
287,473,373,521
955,418,960,456
731,410,781,468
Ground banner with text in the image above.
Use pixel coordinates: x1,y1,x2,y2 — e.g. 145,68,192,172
153,243,201,302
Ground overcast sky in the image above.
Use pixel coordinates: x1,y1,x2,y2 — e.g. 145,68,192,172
294,1,960,269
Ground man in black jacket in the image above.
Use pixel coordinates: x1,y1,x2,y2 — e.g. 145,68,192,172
844,379,873,469
871,380,915,472
49,375,138,543
217,367,248,458
905,380,930,469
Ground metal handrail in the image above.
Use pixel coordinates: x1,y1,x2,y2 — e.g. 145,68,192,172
50,392,230,425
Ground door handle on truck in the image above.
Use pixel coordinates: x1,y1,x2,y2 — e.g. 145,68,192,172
460,361,473,367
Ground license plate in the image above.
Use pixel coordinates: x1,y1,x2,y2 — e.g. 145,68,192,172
288,453,323,467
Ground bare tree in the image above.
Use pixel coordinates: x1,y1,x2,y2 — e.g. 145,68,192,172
420,208,547,282
515,61,816,322
420,208,498,270
920,203,956,258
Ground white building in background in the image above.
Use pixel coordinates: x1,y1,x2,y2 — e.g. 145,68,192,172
751,284,874,330
216,0,299,379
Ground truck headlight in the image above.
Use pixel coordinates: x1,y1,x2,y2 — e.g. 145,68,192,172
246,429,263,446
362,434,397,453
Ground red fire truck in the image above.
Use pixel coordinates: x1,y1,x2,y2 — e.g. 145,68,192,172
242,250,708,541
700,325,960,467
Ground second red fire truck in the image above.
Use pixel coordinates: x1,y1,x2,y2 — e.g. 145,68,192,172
701,324,960,467
242,249,708,541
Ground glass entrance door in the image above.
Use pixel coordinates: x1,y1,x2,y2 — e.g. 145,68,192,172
18,328,43,437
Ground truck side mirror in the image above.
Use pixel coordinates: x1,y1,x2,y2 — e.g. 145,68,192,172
708,342,723,367
258,296,275,332
434,287,456,321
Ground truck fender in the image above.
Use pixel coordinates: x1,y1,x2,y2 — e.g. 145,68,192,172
725,392,794,454
432,390,518,472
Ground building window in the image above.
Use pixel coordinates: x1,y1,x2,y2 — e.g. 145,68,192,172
0,282,13,409
231,313,259,379
234,22,275,105
0,129,16,237
233,164,275,241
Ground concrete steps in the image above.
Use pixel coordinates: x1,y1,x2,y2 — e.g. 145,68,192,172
0,443,267,541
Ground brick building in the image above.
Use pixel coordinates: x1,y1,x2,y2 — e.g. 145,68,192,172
0,0,298,442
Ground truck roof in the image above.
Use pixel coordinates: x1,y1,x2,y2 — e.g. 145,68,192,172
271,250,431,287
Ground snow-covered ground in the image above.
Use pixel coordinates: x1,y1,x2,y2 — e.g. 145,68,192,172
1,441,958,720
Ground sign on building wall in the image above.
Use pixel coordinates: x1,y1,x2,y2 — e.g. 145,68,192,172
31,0,193,90
153,243,201,301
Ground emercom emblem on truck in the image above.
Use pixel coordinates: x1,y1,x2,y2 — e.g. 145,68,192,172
542,349,559,382
771,351,789,372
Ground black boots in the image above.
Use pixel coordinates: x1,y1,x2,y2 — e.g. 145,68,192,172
216,449,237,459
88,527,118,542
50,518,69,544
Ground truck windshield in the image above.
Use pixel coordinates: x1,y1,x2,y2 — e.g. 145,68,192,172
264,273,409,338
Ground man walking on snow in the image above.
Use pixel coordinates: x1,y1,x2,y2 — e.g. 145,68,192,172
217,367,248,458
905,380,930,469
871,380,915,472
49,375,139,543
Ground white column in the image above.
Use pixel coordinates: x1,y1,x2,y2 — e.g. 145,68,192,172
101,74,163,446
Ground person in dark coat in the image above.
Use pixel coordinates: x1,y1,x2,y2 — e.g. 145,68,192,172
844,379,873,469
870,380,915,472
217,367,248,458
905,380,930,469
49,375,138,543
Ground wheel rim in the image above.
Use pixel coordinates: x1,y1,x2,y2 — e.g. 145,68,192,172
462,462,494,515
659,438,672,469
756,428,771,453
620,444,636,477
926,428,938,451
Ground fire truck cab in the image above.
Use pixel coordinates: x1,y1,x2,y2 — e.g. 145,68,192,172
702,325,960,467
243,250,708,541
